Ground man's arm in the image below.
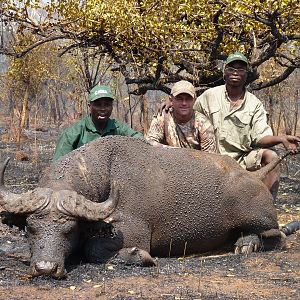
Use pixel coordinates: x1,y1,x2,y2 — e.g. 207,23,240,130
53,130,79,162
146,114,169,147
256,135,300,154
250,102,300,154
193,94,207,115
118,123,144,138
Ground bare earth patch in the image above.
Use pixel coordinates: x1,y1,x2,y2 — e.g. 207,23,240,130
0,130,299,300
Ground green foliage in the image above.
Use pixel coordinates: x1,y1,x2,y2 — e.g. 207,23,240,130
2,0,300,93
5,33,81,100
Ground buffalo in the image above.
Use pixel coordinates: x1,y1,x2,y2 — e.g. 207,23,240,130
0,136,296,278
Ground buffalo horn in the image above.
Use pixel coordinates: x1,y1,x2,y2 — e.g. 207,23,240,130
57,181,119,221
0,158,50,214
0,188,51,214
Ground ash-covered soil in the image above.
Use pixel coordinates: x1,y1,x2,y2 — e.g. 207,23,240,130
0,129,299,300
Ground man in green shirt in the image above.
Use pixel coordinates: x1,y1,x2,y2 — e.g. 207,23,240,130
53,85,143,161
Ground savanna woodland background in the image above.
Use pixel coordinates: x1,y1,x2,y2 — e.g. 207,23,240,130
0,1,299,299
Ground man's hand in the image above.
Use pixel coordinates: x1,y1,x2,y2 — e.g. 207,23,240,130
158,96,172,115
257,135,300,154
148,140,177,149
281,135,300,154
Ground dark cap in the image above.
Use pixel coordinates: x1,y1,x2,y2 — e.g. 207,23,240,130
88,85,114,102
225,52,248,66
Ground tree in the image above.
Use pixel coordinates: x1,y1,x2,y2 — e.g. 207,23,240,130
256,69,300,136
0,31,88,143
0,0,299,96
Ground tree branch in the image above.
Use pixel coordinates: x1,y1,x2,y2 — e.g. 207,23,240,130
0,34,70,57
250,67,296,90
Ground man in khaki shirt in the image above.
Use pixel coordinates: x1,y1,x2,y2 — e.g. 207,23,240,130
147,80,216,153
194,52,300,199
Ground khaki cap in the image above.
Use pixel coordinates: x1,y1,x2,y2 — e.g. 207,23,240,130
171,80,196,98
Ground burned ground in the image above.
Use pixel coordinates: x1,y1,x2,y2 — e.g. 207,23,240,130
0,129,299,300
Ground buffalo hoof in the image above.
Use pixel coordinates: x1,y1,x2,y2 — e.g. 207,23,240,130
234,234,261,255
110,247,156,267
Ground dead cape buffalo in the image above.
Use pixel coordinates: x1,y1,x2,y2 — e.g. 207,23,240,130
0,136,297,278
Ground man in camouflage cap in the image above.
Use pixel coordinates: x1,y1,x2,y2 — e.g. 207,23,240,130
53,85,143,161
147,80,216,152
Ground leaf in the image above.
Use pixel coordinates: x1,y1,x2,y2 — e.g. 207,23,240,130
106,265,114,270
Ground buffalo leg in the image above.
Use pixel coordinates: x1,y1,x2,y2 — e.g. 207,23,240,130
234,229,285,254
84,216,155,266
84,235,122,263
234,234,261,254
109,247,155,266
84,236,155,266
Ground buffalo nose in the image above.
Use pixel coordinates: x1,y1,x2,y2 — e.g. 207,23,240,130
34,261,58,275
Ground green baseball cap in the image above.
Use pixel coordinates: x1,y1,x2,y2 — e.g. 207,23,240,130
225,51,248,66
88,85,114,102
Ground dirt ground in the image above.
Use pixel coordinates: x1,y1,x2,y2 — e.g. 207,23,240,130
0,128,299,300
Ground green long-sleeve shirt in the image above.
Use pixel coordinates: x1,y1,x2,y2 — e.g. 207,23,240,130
53,115,143,161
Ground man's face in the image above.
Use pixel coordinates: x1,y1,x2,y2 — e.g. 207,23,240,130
89,98,113,124
171,93,194,119
224,61,248,87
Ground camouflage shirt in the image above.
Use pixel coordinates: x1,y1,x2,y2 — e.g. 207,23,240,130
146,110,216,152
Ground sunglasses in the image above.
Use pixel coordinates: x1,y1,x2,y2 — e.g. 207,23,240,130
225,67,248,75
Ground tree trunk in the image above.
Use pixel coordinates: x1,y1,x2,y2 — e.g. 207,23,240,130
268,94,274,133
128,95,133,128
293,90,299,136
276,110,282,136
141,95,149,135
17,86,29,146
